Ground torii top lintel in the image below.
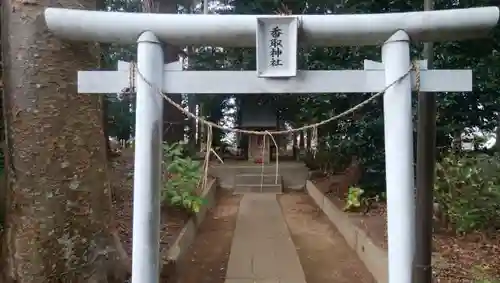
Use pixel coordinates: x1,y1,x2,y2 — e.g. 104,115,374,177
44,7,499,47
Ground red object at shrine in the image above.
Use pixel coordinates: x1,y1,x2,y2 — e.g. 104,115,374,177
254,157,263,164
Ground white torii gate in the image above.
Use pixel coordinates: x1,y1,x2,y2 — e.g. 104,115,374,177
44,7,499,283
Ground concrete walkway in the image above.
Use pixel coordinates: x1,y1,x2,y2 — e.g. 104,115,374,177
225,193,307,283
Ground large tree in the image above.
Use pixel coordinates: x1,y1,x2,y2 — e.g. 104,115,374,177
0,4,5,281
1,0,129,281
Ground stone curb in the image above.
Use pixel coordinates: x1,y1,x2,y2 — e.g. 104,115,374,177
165,178,217,263
305,181,388,283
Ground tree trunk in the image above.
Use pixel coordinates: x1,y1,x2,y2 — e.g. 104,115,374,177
186,48,196,153
452,131,462,152
0,3,6,280
97,0,112,158
495,113,500,152
199,103,205,150
299,131,305,150
1,0,129,282
306,128,312,151
102,95,112,157
187,94,197,150
185,2,197,153
156,1,184,144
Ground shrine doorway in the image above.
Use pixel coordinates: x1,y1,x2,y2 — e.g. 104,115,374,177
238,100,282,163
248,135,270,163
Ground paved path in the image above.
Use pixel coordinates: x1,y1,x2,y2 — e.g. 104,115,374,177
225,193,307,283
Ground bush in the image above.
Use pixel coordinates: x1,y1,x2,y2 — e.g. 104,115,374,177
303,149,350,173
343,186,384,213
161,143,206,214
434,152,500,233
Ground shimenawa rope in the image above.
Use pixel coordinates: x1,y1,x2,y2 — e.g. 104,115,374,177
128,61,420,136
126,61,420,191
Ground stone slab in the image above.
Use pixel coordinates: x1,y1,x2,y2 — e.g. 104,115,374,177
234,185,283,194
225,193,307,283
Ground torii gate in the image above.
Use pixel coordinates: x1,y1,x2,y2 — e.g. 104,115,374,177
44,7,499,283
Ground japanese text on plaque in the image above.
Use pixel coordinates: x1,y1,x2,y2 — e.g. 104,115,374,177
269,25,284,67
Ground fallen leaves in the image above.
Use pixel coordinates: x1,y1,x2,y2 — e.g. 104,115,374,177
312,176,500,282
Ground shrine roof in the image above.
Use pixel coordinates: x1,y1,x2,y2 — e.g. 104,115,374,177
240,105,278,128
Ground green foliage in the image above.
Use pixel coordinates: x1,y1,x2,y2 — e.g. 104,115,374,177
434,153,500,233
101,0,500,234
344,187,365,211
225,0,500,201
106,94,134,140
161,143,206,214
304,149,350,173
472,263,500,283
343,186,383,213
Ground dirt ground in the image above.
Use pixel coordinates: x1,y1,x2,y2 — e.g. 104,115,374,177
175,192,242,283
278,193,376,283
312,176,500,282
313,177,388,248
110,149,191,254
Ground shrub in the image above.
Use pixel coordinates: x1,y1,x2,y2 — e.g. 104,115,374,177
162,143,206,214
343,186,383,213
303,149,350,173
344,187,365,211
434,152,500,233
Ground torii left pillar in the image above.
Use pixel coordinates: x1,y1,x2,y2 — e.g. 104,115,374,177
131,31,164,283
382,30,414,283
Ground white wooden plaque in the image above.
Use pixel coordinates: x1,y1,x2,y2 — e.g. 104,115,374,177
256,16,298,78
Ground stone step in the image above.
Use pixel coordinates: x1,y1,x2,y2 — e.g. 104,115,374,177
235,174,282,185
234,184,283,194
229,166,283,175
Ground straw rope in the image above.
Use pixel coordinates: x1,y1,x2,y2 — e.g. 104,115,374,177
128,61,421,136
126,60,420,191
